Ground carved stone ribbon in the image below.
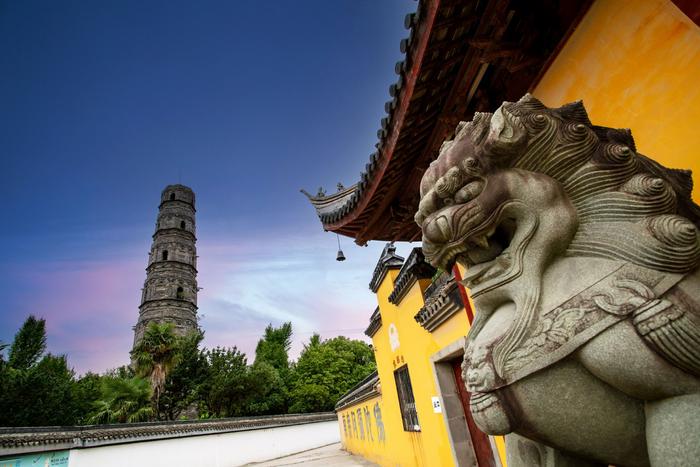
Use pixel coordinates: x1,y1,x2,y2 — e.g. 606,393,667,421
493,262,683,388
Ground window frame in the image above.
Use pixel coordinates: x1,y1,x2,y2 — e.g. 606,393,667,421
394,364,420,432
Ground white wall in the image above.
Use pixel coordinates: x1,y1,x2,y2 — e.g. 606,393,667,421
68,420,340,467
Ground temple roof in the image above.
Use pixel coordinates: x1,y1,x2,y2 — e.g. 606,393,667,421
388,247,436,305
368,243,405,293
365,307,382,338
335,370,380,411
301,184,358,223
304,0,591,244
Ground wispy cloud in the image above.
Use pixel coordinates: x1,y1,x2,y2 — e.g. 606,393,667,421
0,224,400,375
196,228,388,360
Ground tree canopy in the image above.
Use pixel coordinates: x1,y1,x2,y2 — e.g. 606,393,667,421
288,335,375,413
0,316,84,425
0,317,376,426
159,330,208,420
88,375,153,424
8,315,47,370
131,322,181,415
254,322,292,372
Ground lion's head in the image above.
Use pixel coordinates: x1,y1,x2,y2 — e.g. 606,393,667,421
416,94,700,297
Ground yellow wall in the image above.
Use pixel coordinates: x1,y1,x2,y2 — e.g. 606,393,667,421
372,273,468,467
380,271,456,466
337,269,468,466
533,0,700,202
338,265,510,466
337,396,391,464
338,263,512,466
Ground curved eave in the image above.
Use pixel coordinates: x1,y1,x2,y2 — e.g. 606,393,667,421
319,0,439,242
303,0,593,244
301,184,359,224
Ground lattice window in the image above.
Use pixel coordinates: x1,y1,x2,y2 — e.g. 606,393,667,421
394,365,420,431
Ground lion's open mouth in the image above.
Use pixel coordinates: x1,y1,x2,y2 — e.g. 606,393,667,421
423,208,519,287
449,216,517,287
457,215,517,287
462,217,517,266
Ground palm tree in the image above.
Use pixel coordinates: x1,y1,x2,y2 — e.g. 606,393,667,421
88,376,153,424
130,322,181,416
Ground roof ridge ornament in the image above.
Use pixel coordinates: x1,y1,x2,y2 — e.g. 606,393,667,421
368,242,405,292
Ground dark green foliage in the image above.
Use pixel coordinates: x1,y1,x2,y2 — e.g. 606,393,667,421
288,335,376,413
246,361,288,415
74,372,103,422
0,316,376,426
199,347,289,417
289,383,330,413
131,322,181,416
0,354,81,426
254,322,292,372
88,376,153,424
8,315,47,371
307,333,321,349
251,322,293,414
159,331,208,420
0,317,89,426
201,346,249,417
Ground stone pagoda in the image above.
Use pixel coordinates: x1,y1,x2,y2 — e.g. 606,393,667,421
132,184,199,351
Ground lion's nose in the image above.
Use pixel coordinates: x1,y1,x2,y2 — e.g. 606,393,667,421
423,215,452,244
415,190,440,226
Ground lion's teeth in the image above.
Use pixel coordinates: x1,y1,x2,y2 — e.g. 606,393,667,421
474,236,489,249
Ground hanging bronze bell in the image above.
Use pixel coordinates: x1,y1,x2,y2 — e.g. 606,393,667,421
336,249,346,261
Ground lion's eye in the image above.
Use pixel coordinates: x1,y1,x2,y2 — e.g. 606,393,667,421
443,198,454,206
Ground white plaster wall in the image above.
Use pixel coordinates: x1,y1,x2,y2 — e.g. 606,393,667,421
68,420,340,467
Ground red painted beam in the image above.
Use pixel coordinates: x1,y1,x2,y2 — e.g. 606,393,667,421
672,0,700,26
452,264,474,324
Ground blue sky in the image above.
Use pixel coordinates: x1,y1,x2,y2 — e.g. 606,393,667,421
0,0,419,374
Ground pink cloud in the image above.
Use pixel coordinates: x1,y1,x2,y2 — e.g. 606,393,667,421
3,226,405,374
193,229,387,359
11,257,144,374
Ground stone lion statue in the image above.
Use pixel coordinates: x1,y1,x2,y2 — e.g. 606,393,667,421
415,94,700,466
